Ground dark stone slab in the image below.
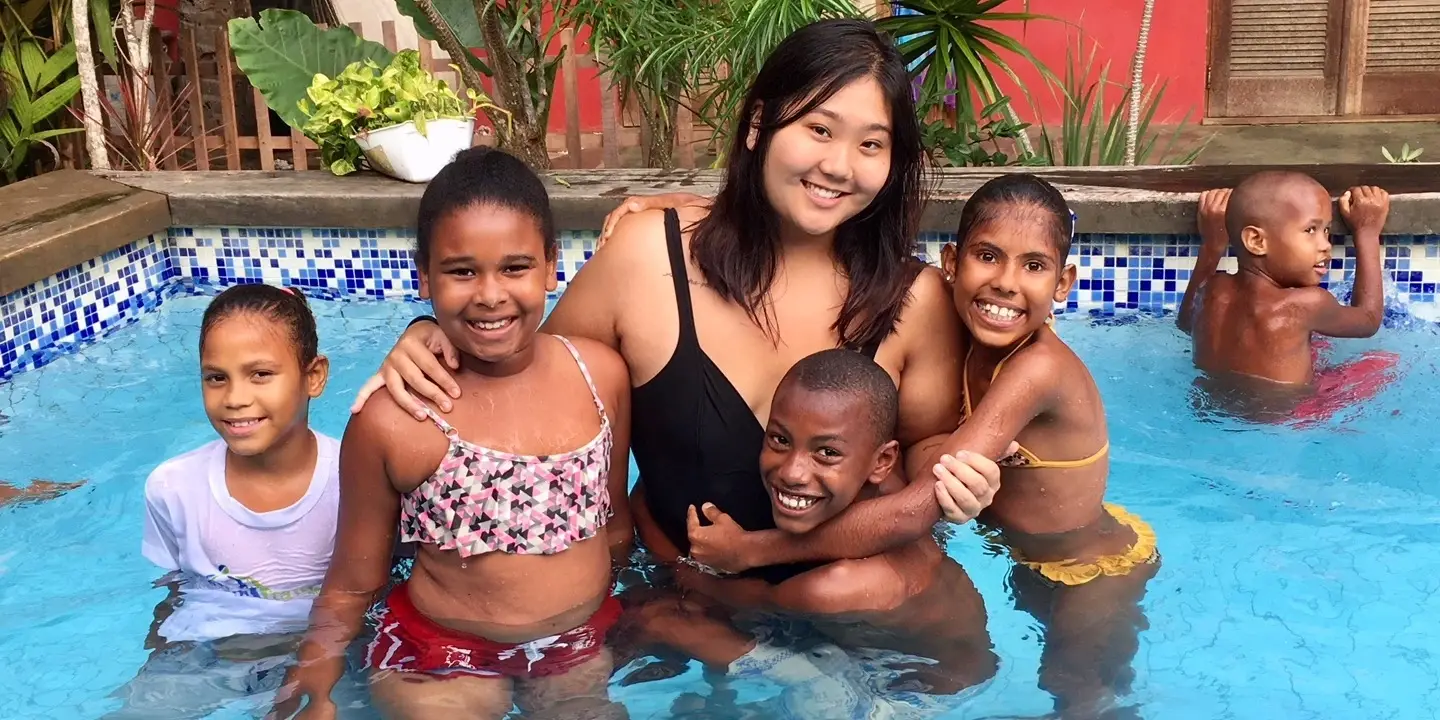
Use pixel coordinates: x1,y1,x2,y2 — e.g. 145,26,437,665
94,165,1440,236
0,171,170,296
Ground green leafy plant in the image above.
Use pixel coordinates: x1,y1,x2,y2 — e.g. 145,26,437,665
396,0,561,169
1382,143,1423,163
881,0,1054,157
299,49,497,175
922,94,1041,167
229,9,395,133
1030,35,1206,166
0,38,81,182
561,0,722,168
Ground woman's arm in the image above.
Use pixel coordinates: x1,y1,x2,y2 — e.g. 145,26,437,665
269,402,402,720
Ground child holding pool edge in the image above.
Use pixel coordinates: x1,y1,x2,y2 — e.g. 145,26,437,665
270,147,632,720
114,284,337,718
1178,173,1396,422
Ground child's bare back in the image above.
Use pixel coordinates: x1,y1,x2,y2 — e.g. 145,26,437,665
1179,173,1389,389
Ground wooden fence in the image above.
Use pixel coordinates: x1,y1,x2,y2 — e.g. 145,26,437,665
69,20,713,172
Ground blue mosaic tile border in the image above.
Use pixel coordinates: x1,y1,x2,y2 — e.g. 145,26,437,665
4,226,1440,379
1,235,180,379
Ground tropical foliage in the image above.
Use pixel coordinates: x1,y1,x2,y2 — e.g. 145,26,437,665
298,50,495,175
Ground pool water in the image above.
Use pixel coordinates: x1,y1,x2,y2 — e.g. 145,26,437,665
3,292,1439,719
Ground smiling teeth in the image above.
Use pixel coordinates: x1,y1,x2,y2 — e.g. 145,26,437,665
979,302,1022,321
472,318,513,330
228,419,260,427
803,181,842,200
777,490,820,510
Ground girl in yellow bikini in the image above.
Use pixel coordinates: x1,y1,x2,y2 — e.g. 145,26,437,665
922,174,1159,718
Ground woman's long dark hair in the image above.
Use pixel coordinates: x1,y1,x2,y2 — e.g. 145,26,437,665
689,18,929,349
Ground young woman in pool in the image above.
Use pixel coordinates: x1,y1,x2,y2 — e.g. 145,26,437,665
270,147,633,720
351,18,1004,586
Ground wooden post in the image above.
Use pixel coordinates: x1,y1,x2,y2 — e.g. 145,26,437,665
252,86,275,170
152,33,180,170
596,48,620,169
381,20,398,51
677,102,694,169
561,28,582,168
216,28,241,169
182,28,209,170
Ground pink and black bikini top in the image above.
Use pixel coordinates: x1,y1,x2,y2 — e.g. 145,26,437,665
398,335,613,557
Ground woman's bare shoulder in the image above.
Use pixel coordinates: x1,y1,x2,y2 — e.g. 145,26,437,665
892,264,964,345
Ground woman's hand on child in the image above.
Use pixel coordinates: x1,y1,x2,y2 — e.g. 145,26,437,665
598,192,713,249
350,320,461,420
1198,188,1232,248
931,446,1013,524
1339,185,1390,236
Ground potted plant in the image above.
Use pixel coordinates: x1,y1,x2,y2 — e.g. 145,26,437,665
299,49,501,181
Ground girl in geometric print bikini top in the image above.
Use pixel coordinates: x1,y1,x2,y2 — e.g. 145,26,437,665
271,147,634,720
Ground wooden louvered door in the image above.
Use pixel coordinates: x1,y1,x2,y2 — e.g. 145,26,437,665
1207,0,1349,117
1353,0,1440,115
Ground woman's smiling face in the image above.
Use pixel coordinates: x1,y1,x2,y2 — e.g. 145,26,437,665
757,76,894,240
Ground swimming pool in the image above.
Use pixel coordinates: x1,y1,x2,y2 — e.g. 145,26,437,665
2,288,1438,719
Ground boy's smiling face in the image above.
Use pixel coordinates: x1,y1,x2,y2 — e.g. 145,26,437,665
760,382,898,534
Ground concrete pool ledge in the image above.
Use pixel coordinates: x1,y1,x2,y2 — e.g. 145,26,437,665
93,164,1440,236
0,171,169,296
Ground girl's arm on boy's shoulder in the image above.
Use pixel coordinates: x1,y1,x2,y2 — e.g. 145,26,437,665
569,337,635,563
270,400,402,720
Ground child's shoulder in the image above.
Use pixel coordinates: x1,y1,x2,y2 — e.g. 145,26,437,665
145,439,225,499
999,332,1095,395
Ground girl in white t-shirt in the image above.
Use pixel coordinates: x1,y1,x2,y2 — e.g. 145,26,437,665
111,284,339,718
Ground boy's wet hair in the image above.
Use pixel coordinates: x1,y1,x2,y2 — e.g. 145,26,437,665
415,146,556,268
956,173,1073,259
782,348,898,445
1225,170,1328,253
201,283,319,365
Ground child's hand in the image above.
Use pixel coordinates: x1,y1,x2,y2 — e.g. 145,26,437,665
267,676,336,720
931,447,1011,525
1340,185,1390,237
1198,189,1231,249
686,503,757,574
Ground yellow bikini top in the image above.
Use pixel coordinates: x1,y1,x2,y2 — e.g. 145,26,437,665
961,333,1109,469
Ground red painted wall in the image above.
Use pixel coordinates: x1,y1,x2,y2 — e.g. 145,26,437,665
988,0,1208,127
537,0,1209,135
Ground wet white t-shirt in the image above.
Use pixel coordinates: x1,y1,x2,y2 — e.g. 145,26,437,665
141,431,341,643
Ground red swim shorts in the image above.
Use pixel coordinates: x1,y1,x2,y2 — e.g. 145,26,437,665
365,583,621,679
1292,350,1400,423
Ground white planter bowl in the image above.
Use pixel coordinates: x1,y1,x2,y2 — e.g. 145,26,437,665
353,117,475,183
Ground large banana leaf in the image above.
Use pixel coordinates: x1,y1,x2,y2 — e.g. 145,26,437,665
228,9,394,131
392,0,490,74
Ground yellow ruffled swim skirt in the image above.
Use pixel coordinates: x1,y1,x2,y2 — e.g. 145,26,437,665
990,503,1158,586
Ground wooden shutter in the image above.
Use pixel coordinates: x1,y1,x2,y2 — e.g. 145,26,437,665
1356,0,1440,114
1208,0,1348,118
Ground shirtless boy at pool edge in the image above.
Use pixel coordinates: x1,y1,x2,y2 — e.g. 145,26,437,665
1178,172,1395,420
629,349,997,713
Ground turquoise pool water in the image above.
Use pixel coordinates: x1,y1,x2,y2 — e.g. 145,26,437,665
2,291,1438,719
